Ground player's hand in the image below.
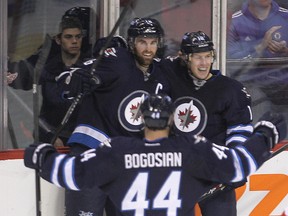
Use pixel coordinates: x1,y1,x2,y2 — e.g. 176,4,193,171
225,179,247,191
80,70,101,94
62,68,101,98
53,137,64,147
268,40,287,54
254,112,287,149
256,26,282,55
24,143,56,170
6,72,18,84
71,68,101,95
263,26,282,47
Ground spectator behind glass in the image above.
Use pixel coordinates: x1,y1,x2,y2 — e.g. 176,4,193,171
7,7,92,90
38,16,91,147
227,0,288,59
227,0,288,125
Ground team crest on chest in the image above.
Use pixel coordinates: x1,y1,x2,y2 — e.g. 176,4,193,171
118,90,148,132
173,96,207,135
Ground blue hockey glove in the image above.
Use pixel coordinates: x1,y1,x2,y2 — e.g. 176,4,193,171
254,112,287,149
24,143,56,170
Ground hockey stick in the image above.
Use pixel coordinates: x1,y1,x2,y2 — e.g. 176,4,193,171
268,142,288,159
198,141,288,202
50,0,136,145
7,110,18,149
33,34,52,216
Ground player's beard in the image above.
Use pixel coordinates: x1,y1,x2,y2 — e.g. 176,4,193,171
134,52,154,67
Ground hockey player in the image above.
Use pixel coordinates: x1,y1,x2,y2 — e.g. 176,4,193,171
24,93,287,216
161,31,253,215
58,17,171,215
64,17,170,147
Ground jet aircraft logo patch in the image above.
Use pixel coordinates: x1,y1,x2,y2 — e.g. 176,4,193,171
173,96,207,135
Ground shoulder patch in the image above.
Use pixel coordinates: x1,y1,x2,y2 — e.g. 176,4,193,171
232,10,243,18
165,56,179,62
104,47,117,57
83,58,96,66
279,7,288,13
153,57,161,62
100,138,112,148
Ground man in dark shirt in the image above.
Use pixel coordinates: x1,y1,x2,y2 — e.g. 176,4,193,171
39,16,91,146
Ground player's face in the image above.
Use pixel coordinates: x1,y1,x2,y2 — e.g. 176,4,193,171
188,51,213,80
133,36,158,66
58,28,83,56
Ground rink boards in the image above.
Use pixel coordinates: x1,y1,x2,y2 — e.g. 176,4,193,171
0,144,287,216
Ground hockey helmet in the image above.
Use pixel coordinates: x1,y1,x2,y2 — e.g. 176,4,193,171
127,17,164,48
93,35,128,57
180,31,214,54
62,7,90,31
61,7,93,52
140,94,174,130
62,7,91,42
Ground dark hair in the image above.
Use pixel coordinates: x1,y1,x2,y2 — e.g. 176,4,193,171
58,16,83,34
62,7,90,38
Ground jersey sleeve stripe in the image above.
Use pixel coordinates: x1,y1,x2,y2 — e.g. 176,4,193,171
226,135,248,145
63,157,79,191
235,145,258,176
230,149,245,182
68,124,110,148
50,154,66,188
226,124,253,135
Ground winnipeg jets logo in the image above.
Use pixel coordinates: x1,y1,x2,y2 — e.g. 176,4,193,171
118,90,148,132
173,97,207,135
129,101,142,122
177,101,198,129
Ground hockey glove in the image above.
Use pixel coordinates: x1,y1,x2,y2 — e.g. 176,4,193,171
24,143,56,170
224,179,247,191
61,68,101,98
254,112,287,149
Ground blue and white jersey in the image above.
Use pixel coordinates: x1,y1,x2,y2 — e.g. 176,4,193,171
162,57,253,147
228,1,288,58
64,47,171,149
38,131,270,216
